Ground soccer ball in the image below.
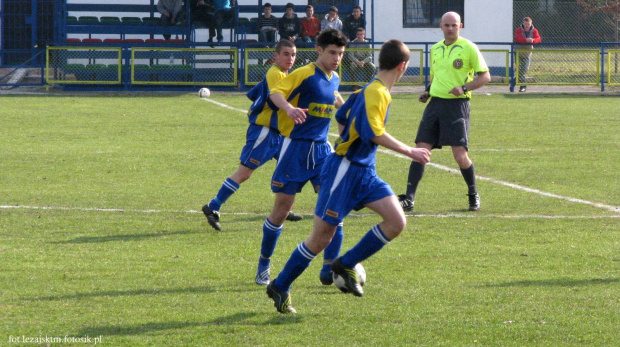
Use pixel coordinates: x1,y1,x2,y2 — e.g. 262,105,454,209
198,87,211,98
333,263,366,293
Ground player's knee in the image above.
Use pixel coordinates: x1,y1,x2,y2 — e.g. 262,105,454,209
382,215,406,238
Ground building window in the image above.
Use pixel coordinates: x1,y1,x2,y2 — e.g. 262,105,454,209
403,0,464,28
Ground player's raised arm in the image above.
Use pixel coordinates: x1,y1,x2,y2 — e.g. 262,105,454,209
372,133,430,164
269,92,307,124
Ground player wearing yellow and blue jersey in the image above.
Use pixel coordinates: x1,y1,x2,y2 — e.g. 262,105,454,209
256,29,348,288
202,40,302,232
400,11,490,213
266,40,431,313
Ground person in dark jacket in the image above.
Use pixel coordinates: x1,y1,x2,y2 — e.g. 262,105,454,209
278,2,301,42
343,5,366,41
514,16,542,92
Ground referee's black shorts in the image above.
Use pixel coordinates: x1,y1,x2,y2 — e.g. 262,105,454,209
414,97,471,150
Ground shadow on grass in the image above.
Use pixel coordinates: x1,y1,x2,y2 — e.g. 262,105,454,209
483,277,619,288
54,230,200,244
23,286,215,301
77,312,305,336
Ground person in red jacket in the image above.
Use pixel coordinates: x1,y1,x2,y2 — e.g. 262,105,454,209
301,5,321,43
514,17,542,92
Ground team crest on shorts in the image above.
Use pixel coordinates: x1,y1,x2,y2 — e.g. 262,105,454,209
453,59,463,69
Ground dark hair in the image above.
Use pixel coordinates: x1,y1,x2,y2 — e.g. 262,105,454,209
305,5,313,10
378,39,410,71
285,3,295,10
316,29,348,49
264,3,271,8
275,38,296,53
353,5,362,11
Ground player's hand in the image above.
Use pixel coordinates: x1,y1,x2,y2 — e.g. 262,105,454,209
419,91,430,103
286,108,308,124
408,148,431,164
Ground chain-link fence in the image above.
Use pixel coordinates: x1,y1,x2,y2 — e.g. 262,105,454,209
46,46,238,86
514,0,619,43
47,47,122,84
244,47,424,87
131,48,237,86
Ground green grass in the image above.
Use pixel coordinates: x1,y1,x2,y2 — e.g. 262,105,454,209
1,93,619,346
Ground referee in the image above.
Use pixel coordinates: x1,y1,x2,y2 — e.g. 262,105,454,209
400,11,491,212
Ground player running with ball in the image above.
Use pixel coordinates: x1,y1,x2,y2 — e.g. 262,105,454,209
266,39,431,314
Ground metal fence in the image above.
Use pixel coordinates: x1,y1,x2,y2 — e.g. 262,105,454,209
46,46,238,87
46,42,620,90
514,0,619,43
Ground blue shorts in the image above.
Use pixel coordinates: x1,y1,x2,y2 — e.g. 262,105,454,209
315,153,394,226
239,124,281,170
271,137,333,195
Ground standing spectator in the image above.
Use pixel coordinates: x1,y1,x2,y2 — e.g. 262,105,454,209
321,6,343,32
279,3,301,42
157,0,183,40
301,5,320,43
258,3,278,45
342,5,366,42
399,12,490,212
209,0,235,43
514,16,541,92
348,28,375,84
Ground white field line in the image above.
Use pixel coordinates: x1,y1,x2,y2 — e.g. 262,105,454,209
5,98,616,217
1,205,619,219
203,97,619,213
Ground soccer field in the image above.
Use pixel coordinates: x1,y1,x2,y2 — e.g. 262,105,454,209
1,92,619,346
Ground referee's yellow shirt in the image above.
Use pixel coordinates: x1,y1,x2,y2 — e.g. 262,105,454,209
429,37,488,99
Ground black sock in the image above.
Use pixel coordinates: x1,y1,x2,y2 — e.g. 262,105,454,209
460,163,477,195
405,161,425,201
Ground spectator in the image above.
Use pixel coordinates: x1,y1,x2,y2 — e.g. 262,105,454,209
279,3,301,42
343,5,366,42
157,0,184,40
190,0,215,40
514,16,541,92
301,5,320,43
348,28,375,85
209,0,235,43
258,2,278,45
321,6,343,32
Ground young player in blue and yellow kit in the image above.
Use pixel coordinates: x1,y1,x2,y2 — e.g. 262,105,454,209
255,29,349,287
266,39,432,313
202,40,302,231
400,11,490,212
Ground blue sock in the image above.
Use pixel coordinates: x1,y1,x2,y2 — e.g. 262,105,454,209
273,242,316,292
209,178,240,211
321,223,343,272
260,218,282,259
341,224,390,268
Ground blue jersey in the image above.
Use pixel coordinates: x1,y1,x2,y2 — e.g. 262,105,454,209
247,64,286,129
333,77,391,167
271,63,341,142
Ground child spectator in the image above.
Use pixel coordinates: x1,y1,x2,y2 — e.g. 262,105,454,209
279,3,301,42
301,5,320,43
343,5,366,41
321,6,343,32
258,2,278,44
